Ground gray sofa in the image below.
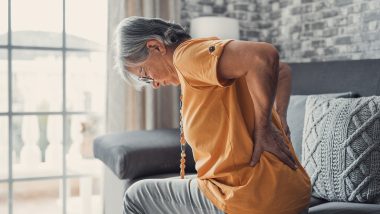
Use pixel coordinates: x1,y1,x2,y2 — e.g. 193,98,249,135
94,59,380,214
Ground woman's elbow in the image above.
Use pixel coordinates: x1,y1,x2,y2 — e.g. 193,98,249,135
255,43,280,74
263,43,280,62
279,62,292,79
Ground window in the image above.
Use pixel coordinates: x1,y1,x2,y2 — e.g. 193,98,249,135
0,0,107,213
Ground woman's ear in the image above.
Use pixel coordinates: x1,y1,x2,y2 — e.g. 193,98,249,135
146,39,166,55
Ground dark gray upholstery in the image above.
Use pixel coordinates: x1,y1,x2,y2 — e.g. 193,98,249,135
95,59,380,213
290,59,380,96
309,197,328,208
94,128,196,179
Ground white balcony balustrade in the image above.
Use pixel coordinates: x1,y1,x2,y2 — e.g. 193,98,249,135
67,116,84,161
20,116,41,165
46,116,63,167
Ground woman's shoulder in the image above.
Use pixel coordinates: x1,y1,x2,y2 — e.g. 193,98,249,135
173,37,235,88
173,37,232,69
174,37,216,60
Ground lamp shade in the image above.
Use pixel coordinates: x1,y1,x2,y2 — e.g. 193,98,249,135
190,16,240,40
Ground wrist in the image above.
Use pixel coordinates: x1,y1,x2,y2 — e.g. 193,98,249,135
254,122,275,133
279,113,287,120
274,102,287,117
276,108,287,119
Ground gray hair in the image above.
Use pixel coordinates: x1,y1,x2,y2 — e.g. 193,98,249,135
114,16,191,90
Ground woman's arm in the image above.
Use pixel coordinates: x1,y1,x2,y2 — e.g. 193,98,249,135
274,62,292,119
274,62,292,138
217,41,297,169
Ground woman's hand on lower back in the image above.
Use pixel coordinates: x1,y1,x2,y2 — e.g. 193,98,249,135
279,115,291,140
250,123,297,170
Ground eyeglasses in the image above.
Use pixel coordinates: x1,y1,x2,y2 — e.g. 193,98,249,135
138,67,154,84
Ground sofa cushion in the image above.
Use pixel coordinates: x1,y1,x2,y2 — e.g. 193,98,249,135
287,92,358,160
309,202,380,214
309,196,329,208
302,95,380,203
94,128,196,180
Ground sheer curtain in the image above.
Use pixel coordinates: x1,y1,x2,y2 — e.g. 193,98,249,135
107,0,181,133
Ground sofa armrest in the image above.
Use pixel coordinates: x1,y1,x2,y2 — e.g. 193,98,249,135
93,128,196,180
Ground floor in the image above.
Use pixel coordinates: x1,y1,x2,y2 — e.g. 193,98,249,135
0,195,102,214
0,179,102,214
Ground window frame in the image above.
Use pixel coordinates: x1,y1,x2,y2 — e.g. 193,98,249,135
0,0,106,213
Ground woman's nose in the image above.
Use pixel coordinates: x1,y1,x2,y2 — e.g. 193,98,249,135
152,81,160,89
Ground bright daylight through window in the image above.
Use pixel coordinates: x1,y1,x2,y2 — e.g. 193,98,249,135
0,0,107,213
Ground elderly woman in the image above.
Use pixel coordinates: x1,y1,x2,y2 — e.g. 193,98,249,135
115,16,311,214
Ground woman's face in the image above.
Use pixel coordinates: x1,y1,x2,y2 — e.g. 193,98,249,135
127,40,180,89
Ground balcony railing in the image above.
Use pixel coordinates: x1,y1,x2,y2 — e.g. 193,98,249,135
0,115,103,214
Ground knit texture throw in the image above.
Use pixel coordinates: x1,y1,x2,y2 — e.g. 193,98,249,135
302,95,380,203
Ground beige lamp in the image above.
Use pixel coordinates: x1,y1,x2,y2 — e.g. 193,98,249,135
190,16,240,39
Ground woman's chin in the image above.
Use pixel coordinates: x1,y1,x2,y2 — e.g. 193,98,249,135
173,79,181,86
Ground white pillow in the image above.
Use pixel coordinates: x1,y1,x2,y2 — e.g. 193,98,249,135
302,95,380,203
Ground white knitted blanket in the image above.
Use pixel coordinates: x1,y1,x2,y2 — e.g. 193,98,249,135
303,95,380,203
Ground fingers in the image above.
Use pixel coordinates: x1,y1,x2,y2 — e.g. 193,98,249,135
275,136,297,168
250,144,262,167
286,128,291,139
277,149,298,170
270,135,298,170
284,126,290,136
262,144,297,170
251,125,298,170
286,132,291,140
266,142,297,170
281,144,297,169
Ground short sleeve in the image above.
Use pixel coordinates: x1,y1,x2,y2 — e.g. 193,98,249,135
173,37,235,87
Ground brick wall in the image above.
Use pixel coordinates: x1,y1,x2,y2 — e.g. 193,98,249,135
181,0,380,62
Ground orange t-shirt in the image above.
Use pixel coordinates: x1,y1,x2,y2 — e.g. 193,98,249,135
173,37,311,214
